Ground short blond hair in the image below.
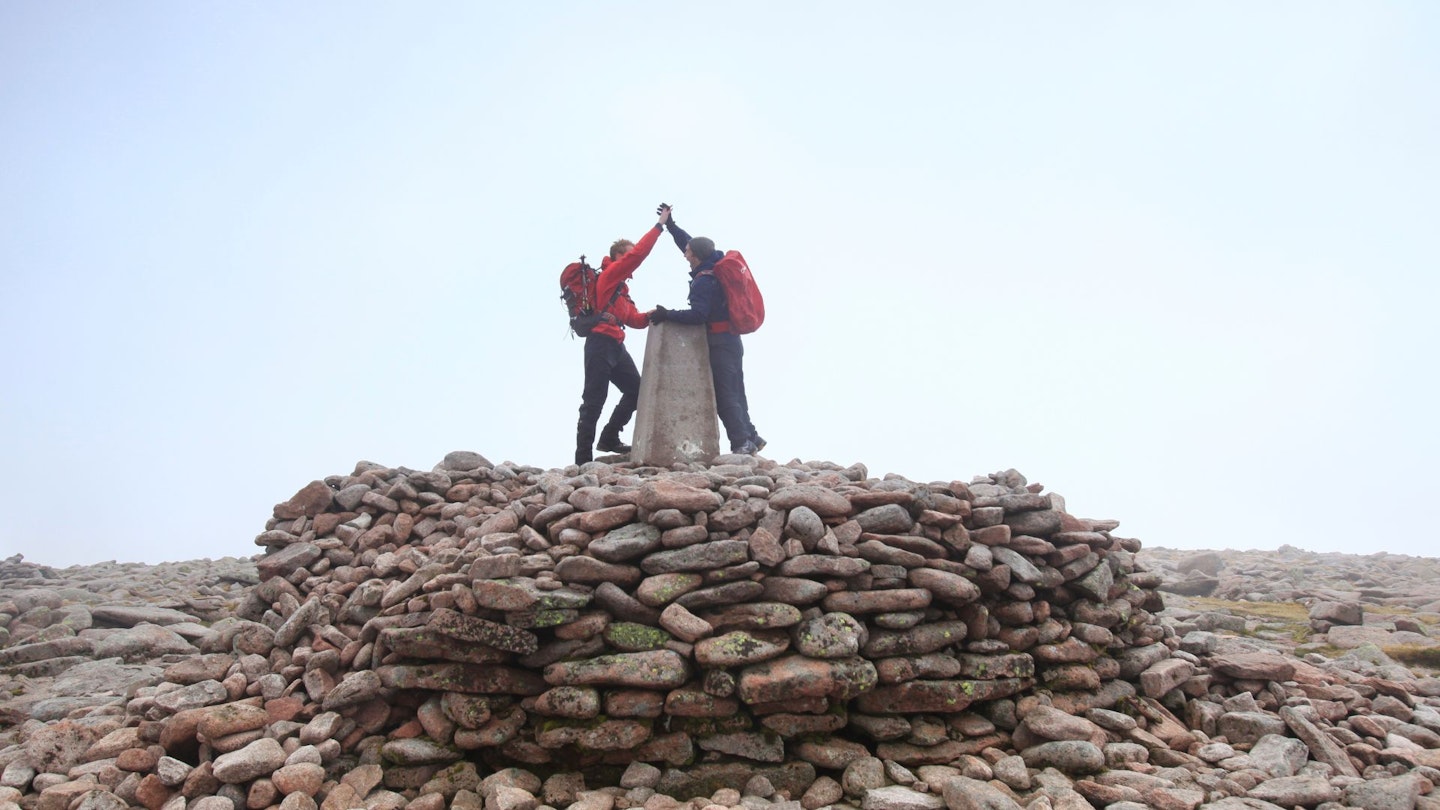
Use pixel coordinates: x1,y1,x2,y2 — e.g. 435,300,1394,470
609,239,634,259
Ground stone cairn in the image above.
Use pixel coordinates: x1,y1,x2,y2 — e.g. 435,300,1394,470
2,451,1440,810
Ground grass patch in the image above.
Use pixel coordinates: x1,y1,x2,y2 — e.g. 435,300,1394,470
1189,597,1309,623
1188,597,1313,642
1383,644,1440,672
1296,643,1349,660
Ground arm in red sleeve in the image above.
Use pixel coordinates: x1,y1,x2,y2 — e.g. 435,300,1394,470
595,224,662,304
610,293,651,329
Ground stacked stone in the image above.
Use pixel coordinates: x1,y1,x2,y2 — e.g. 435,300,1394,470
7,453,1440,810
185,453,1160,797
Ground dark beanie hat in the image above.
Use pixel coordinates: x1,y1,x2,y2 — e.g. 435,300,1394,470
688,236,715,258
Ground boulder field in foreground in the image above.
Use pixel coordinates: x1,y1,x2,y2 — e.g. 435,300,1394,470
0,451,1438,810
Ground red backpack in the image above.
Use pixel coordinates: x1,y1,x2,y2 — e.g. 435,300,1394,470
559,256,621,336
701,250,765,334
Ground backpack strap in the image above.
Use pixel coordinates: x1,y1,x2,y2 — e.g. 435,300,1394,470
577,261,622,314
694,269,733,333
590,270,629,326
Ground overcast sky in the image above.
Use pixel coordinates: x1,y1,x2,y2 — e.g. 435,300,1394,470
3,3,1436,568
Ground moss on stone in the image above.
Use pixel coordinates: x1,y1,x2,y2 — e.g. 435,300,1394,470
607,622,670,650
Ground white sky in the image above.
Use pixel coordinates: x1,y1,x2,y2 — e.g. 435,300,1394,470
2,3,1436,568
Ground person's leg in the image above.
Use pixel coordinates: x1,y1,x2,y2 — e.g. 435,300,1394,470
732,337,761,448
709,334,751,451
575,337,614,463
599,343,641,452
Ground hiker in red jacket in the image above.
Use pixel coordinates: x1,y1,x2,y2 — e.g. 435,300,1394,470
573,206,671,464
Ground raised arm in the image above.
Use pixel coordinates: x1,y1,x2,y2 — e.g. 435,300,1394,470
667,222,692,253
595,224,662,304
658,203,692,253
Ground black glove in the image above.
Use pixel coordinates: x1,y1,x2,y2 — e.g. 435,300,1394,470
657,203,677,230
649,306,668,324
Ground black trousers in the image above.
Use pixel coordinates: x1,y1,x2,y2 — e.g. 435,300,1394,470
576,334,641,463
708,332,759,451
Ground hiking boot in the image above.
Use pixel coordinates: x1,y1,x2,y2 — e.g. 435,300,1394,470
596,437,631,453
737,440,759,455
751,435,767,453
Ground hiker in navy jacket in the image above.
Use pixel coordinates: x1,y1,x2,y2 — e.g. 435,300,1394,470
648,205,766,455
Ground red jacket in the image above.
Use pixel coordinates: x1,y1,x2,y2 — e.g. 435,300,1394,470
591,224,660,342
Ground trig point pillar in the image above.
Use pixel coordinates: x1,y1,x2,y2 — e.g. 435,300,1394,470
633,322,720,466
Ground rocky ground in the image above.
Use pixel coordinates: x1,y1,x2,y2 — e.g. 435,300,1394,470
1142,546,1440,660
2,453,1439,810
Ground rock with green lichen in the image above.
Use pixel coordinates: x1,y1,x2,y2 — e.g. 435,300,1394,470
694,629,791,667
602,622,671,652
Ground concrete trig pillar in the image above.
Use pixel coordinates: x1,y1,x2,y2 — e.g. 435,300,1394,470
633,322,720,466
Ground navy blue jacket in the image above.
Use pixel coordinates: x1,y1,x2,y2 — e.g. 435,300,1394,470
663,224,729,327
